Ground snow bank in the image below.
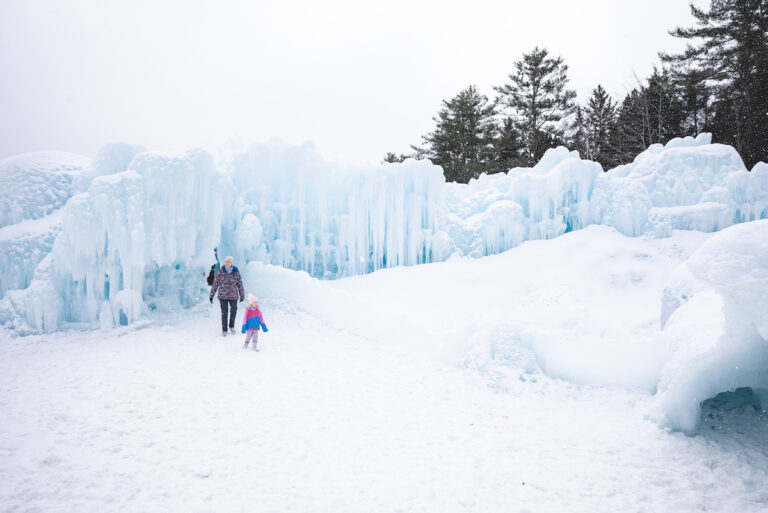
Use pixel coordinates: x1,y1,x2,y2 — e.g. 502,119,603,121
653,220,768,434
323,226,711,392
242,262,431,350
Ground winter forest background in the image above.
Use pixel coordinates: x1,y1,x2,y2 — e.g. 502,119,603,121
385,2,768,182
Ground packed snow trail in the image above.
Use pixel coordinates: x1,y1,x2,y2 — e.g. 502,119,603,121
1,302,767,512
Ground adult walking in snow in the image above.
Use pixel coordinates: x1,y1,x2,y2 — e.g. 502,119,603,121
209,256,245,336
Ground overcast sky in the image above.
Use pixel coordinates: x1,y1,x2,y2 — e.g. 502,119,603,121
0,0,707,165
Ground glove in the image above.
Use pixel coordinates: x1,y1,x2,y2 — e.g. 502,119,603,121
241,325,246,334
240,297,244,303
209,297,213,304
262,324,269,333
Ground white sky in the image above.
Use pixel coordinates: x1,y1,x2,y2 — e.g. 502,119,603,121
0,0,706,165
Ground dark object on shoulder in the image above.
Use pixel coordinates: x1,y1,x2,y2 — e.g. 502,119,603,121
206,265,216,286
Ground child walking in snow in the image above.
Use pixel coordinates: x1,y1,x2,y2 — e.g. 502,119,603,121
242,294,268,351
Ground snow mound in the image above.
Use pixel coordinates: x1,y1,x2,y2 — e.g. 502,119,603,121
322,225,712,392
242,261,431,350
0,151,91,227
653,220,768,434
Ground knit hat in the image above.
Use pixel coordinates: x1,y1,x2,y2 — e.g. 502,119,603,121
224,256,234,263
247,294,259,305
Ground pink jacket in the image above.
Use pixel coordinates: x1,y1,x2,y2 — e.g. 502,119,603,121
242,306,268,332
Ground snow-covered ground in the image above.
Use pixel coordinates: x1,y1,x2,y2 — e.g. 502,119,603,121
2,227,767,513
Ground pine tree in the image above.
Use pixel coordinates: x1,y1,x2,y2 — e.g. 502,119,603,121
382,152,408,164
609,89,648,165
495,47,577,165
414,85,497,183
583,85,617,168
662,0,768,167
672,67,713,136
642,68,686,145
492,117,526,172
568,106,589,160
607,70,686,167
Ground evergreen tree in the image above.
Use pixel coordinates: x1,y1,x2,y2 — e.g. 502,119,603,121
672,66,713,136
609,89,648,165
662,0,768,167
382,152,408,164
414,85,497,183
495,47,577,165
607,70,685,167
708,92,741,147
568,106,589,160
408,146,430,161
492,117,526,172
583,85,617,168
642,68,686,145
530,131,564,162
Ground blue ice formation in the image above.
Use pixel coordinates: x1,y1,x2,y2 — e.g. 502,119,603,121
0,134,766,333
653,219,768,434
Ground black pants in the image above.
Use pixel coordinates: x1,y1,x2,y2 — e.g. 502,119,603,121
219,298,238,332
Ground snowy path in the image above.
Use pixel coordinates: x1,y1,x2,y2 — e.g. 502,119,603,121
1,302,768,513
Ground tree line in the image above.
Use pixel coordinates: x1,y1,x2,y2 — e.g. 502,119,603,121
384,0,768,183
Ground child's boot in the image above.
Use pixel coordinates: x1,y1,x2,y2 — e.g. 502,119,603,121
242,341,249,349
252,343,259,352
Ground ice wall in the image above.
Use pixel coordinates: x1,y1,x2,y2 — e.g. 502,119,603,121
0,151,91,228
445,147,609,257
0,152,88,300
1,149,224,332
440,134,766,256
0,212,62,299
1,134,767,333
609,133,767,235
225,142,446,278
653,220,768,434
0,144,149,301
